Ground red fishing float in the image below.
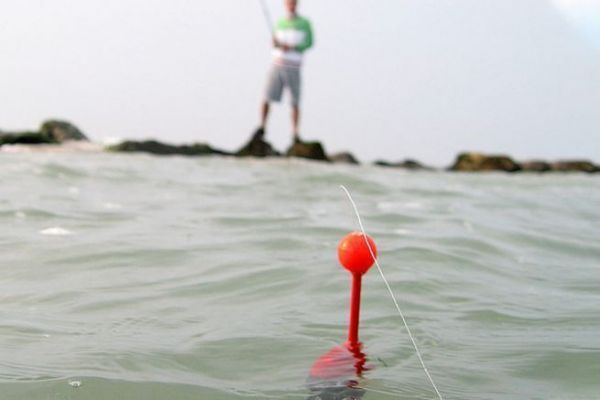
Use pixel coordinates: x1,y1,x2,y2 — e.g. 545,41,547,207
338,232,377,275
308,231,377,392
338,232,377,347
310,195,442,398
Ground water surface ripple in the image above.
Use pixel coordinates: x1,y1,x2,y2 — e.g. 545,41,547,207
1,153,599,399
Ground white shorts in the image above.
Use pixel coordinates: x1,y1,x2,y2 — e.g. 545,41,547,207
265,65,302,106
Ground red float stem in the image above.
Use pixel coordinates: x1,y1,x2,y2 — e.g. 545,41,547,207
347,272,362,346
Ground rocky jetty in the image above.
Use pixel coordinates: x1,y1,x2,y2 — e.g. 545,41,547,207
107,140,230,156
448,152,599,173
286,140,329,161
330,152,360,165
0,120,88,146
449,153,522,172
3,119,599,173
374,159,434,171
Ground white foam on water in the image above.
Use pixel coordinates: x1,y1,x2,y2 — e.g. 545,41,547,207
0,142,102,153
404,201,424,209
68,380,82,388
39,227,74,236
102,137,124,146
103,202,123,210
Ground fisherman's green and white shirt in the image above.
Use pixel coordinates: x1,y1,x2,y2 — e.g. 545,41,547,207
272,15,314,68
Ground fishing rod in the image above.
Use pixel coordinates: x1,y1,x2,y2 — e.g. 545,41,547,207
258,0,275,35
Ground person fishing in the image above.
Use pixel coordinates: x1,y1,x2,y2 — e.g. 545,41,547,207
254,0,314,143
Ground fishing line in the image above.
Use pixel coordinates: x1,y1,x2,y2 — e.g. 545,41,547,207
340,185,444,400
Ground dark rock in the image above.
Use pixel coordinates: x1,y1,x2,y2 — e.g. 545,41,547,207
375,159,433,170
330,152,359,165
449,152,522,172
286,140,328,161
107,140,230,156
236,129,280,158
551,160,599,173
39,120,88,142
0,131,56,146
521,160,552,172
0,120,88,147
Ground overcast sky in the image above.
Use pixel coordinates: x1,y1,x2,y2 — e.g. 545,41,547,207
1,0,599,165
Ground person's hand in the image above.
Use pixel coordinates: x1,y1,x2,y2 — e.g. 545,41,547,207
273,38,293,52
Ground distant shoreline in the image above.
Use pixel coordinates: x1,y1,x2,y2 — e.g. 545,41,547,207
1,119,598,174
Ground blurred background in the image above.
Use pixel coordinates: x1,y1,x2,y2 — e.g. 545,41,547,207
1,0,599,165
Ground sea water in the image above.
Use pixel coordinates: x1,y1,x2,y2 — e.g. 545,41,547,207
1,153,599,400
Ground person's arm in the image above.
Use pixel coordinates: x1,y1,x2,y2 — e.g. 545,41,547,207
295,19,313,52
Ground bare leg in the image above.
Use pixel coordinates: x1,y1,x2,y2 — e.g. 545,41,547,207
292,105,300,142
260,101,270,130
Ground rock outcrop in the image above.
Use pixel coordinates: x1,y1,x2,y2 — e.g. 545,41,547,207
236,129,280,158
107,140,230,156
39,120,88,142
447,153,599,173
330,152,360,165
550,160,599,173
521,160,552,172
0,120,88,147
449,153,522,172
286,140,329,161
375,159,434,171
0,131,55,146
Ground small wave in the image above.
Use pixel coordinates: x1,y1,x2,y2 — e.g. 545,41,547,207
38,162,88,179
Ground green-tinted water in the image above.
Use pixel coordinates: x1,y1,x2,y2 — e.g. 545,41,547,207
1,153,599,399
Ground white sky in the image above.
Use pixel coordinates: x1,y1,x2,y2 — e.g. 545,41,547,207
0,0,599,165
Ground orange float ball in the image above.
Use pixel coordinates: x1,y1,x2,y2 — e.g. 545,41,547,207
338,232,377,275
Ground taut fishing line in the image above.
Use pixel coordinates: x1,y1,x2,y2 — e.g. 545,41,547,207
340,185,444,400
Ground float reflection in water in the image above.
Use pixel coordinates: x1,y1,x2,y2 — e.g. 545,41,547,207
306,342,368,399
